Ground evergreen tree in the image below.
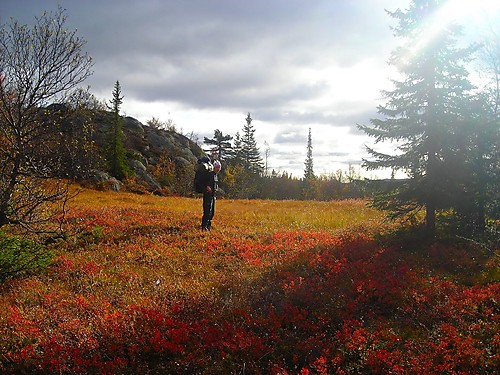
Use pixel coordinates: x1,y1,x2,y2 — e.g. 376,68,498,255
240,113,264,175
203,129,233,162
230,132,244,166
107,81,130,180
359,0,477,237
302,127,316,200
304,128,315,180
223,114,264,198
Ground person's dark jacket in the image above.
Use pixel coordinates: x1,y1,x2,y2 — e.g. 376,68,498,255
195,157,215,194
201,167,215,193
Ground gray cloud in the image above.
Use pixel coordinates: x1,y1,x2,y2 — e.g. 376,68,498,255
10,0,483,177
52,0,398,109
273,130,305,145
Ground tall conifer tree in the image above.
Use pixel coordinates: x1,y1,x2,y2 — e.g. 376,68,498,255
107,80,130,180
359,0,477,236
302,127,316,200
304,128,315,180
240,113,264,175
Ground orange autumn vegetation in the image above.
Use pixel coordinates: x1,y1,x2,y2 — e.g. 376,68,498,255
0,188,498,374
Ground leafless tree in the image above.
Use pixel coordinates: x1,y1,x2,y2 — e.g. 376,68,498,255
0,7,93,234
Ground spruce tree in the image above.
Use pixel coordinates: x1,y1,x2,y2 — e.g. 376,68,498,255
107,80,130,180
240,113,264,175
230,132,244,166
302,128,316,200
304,128,315,180
359,0,477,236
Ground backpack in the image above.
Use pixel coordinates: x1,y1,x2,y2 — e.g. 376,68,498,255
194,160,213,193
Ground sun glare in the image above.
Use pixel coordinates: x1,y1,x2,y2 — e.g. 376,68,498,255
408,0,499,57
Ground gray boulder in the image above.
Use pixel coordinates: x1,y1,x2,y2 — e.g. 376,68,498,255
89,170,122,191
129,159,161,190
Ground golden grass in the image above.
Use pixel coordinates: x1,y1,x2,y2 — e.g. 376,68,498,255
42,187,388,309
70,187,387,233
0,187,379,316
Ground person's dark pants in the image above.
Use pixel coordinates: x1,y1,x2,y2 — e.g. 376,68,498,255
202,192,215,230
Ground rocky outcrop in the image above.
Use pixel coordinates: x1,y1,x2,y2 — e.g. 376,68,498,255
129,159,161,190
91,112,204,193
88,170,122,192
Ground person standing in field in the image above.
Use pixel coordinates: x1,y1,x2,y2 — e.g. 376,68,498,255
195,156,221,230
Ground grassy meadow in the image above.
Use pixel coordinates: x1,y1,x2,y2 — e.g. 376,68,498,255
0,188,498,374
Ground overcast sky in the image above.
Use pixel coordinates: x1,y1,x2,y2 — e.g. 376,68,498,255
2,1,499,178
